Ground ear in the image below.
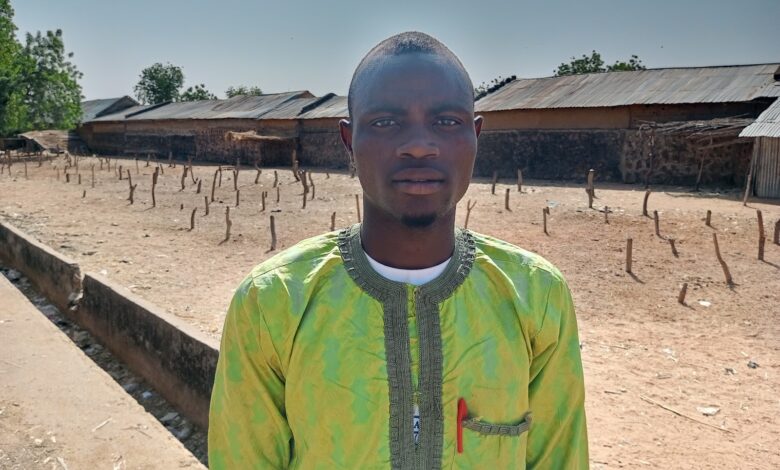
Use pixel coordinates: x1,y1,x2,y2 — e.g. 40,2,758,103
474,115,483,138
339,119,354,155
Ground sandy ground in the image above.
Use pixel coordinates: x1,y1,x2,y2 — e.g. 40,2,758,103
1,154,779,468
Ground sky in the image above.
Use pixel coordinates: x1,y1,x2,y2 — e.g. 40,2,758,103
11,0,780,101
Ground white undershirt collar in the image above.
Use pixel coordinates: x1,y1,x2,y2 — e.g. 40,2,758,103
364,251,451,286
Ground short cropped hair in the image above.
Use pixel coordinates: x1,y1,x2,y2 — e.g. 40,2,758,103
347,31,474,118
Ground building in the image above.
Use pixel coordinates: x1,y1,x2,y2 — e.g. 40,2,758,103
740,98,780,198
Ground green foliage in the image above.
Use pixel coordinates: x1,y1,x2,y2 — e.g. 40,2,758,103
0,9,83,137
225,85,263,98
179,83,217,101
134,62,184,104
554,50,646,76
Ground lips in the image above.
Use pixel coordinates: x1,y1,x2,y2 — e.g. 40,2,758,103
391,168,446,195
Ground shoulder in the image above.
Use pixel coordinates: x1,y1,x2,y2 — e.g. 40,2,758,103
468,230,566,287
247,230,342,284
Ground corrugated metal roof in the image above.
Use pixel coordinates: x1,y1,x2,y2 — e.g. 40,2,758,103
83,91,315,122
81,96,138,122
90,104,160,122
740,98,780,138
475,64,780,112
297,95,348,119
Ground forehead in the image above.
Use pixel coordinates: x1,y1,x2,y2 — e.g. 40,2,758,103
351,53,473,117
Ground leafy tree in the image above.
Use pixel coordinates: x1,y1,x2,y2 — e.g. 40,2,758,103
134,62,184,104
179,83,216,101
0,0,21,135
225,85,263,98
554,50,646,76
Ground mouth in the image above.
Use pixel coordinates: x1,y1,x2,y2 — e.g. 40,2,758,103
391,168,446,195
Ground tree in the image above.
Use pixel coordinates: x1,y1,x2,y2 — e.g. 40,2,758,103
134,62,184,104
179,83,217,101
554,50,646,76
225,85,263,98
0,0,21,135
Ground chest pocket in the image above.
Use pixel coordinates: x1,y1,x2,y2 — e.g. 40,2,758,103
452,412,532,469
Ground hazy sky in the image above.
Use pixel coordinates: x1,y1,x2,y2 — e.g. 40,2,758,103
12,0,780,100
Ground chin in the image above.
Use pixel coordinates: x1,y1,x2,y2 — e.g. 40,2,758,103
400,213,438,228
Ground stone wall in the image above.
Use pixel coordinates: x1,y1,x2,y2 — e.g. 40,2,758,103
299,130,349,168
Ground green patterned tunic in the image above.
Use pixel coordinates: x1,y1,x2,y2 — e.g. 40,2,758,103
208,224,588,469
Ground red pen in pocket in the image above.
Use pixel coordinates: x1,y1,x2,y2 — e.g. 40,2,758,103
457,398,468,454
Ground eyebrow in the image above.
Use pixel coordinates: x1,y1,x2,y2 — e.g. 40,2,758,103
361,103,471,117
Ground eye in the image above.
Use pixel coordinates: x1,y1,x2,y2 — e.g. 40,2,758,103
371,118,398,128
436,117,460,127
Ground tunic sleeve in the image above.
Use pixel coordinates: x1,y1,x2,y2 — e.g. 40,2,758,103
208,276,292,469
526,274,589,469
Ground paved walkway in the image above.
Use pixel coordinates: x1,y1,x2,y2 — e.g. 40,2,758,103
0,275,205,469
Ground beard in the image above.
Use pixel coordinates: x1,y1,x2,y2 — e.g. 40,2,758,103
400,212,438,228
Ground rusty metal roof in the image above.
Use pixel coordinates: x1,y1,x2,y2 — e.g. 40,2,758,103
297,95,348,119
740,98,780,138
475,64,780,112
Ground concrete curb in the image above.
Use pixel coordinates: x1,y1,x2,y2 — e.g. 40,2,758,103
0,221,82,314
0,220,218,430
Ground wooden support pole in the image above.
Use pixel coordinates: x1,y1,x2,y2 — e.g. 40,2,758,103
757,210,765,261
331,212,336,231
269,215,277,251
82,190,86,198
705,210,712,227
211,169,218,202
151,167,159,207
355,194,361,222
181,166,187,191
255,169,261,184
543,207,550,235
129,184,137,204
276,186,280,203
168,151,173,167
236,189,240,207
587,168,595,202
24,161,27,179
712,233,734,285
189,208,196,231
604,206,609,224
311,183,315,201
261,191,267,212
218,167,223,187
642,190,651,217
326,172,330,179
669,238,678,257
505,188,511,211
233,169,239,191
654,210,661,237
189,163,196,184
302,189,307,209
78,174,82,185
119,165,124,180
223,207,232,243
517,168,523,192
91,165,95,188
465,199,477,229
273,170,278,188
626,238,633,273
196,179,202,194
491,170,498,195
158,162,164,175
65,172,70,183
678,283,688,305
204,196,209,215
127,170,132,188
135,157,139,174
743,146,757,206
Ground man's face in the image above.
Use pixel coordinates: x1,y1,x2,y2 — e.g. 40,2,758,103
341,53,482,228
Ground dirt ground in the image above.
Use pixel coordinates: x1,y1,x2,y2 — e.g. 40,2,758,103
1,154,778,469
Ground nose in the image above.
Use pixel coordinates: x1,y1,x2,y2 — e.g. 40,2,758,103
396,128,439,159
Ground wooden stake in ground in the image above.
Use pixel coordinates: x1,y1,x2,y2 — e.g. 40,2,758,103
255,168,261,184
642,190,651,217
604,206,609,224
233,169,239,191
151,167,159,207
82,190,86,198
669,238,678,257
464,199,477,229
127,170,132,188
189,208,196,231
775,219,780,246
757,209,765,261
204,196,209,215
118,165,123,180
276,186,280,203
129,184,137,204
168,151,173,167
218,167,223,187
331,211,336,231
269,215,277,251
586,169,595,208
24,161,27,179
135,157,139,174
261,191,267,211
223,207,232,243
236,189,240,207
78,174,82,185
654,210,661,237
355,194,361,222
712,233,734,285
311,182,315,200
211,169,218,202
517,168,523,192
196,179,202,194
273,170,278,188
491,170,498,195
146,154,150,167
705,210,712,227
505,188,511,211
543,207,550,235
91,165,95,188
180,166,188,191
743,145,757,206
678,282,688,305
626,238,633,273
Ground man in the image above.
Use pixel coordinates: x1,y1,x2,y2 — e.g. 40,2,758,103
209,31,588,469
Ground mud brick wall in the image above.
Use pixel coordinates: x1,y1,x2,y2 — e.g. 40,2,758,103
299,130,349,168
474,130,625,181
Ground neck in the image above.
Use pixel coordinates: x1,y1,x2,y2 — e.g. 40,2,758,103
360,197,456,270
